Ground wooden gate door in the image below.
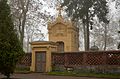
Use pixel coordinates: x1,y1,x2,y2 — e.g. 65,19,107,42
35,52,46,72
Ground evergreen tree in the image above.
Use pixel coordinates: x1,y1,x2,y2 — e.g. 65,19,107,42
0,0,24,78
62,0,109,50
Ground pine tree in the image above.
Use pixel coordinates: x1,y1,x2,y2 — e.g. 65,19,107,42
0,0,24,78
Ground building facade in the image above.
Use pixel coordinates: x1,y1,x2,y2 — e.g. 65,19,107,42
48,15,79,52
30,8,79,72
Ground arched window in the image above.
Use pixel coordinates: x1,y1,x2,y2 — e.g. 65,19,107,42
56,41,64,53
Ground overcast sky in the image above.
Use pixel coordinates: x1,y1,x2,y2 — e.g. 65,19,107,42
42,0,118,41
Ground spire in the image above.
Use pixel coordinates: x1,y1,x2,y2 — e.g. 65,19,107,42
57,4,62,17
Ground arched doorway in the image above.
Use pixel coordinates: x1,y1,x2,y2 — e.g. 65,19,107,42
56,41,64,53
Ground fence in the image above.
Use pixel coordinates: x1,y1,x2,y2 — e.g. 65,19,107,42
52,50,120,73
17,53,31,67
16,51,120,73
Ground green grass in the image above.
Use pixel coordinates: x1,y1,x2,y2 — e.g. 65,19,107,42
48,71,120,79
15,67,30,74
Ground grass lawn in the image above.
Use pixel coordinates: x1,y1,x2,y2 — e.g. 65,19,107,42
15,67,30,74
48,71,120,79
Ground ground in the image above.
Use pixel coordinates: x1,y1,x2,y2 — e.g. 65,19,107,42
0,73,114,79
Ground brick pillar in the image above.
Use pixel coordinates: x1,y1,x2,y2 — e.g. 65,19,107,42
64,54,69,67
83,53,87,65
103,53,107,65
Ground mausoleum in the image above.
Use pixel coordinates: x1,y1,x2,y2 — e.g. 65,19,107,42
30,6,79,72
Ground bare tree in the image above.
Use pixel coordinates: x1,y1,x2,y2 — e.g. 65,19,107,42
9,0,56,52
9,0,30,47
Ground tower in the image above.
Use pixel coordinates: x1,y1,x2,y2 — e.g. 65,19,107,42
48,6,79,52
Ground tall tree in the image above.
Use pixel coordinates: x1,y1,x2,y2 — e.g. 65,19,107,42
9,0,55,51
0,0,24,78
62,0,109,51
9,0,30,47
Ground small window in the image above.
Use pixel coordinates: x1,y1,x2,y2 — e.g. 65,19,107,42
56,41,64,53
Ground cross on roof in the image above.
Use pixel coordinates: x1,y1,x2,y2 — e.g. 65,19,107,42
57,5,62,16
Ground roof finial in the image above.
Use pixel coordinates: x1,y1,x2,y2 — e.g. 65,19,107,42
57,4,62,16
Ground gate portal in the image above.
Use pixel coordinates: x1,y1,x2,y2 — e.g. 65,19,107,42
30,41,57,72
35,52,46,72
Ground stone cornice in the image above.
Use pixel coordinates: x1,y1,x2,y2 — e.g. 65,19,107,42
30,41,57,45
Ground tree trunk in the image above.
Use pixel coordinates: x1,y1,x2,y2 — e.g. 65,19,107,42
83,19,87,51
86,11,90,51
27,35,30,52
104,24,107,50
6,73,10,79
20,0,30,47
20,33,24,47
